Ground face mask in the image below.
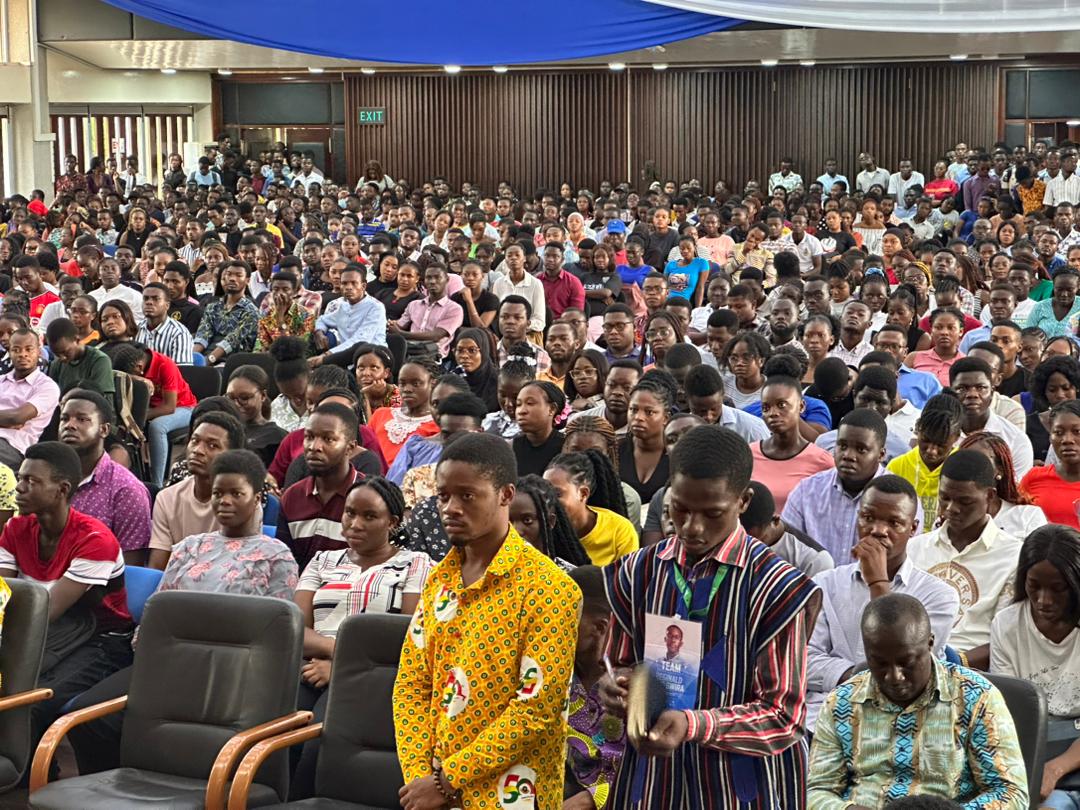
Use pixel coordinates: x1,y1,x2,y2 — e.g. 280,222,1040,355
338,199,348,209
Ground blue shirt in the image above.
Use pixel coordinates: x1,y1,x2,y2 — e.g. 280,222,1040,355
897,366,942,409
616,263,651,289
743,395,831,430
386,434,441,485
958,325,991,354
816,173,850,193
315,294,387,352
663,258,708,300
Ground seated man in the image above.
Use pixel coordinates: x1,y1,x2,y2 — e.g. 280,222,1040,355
806,475,958,730
193,259,260,365
872,325,942,409
46,318,115,397
148,411,246,570
682,364,769,442
0,328,60,472
740,478,833,578
310,263,386,367
808,593,1028,809
89,256,144,320
136,282,194,365
60,389,151,565
815,364,919,462
908,449,1023,671
388,263,463,360
0,441,132,746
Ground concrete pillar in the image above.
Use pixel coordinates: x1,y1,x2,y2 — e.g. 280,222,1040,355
8,44,53,196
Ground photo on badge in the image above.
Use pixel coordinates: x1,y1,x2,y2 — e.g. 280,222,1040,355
643,613,702,712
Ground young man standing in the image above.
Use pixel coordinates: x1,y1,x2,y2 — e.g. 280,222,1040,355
600,425,820,808
136,282,194,365
394,432,580,809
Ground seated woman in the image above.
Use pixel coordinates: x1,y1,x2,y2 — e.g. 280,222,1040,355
269,336,310,434
564,349,608,413
481,358,535,440
291,476,430,799
68,294,100,345
510,474,591,571
367,357,439,467
1021,400,1080,529
960,431,1048,539
991,525,1080,810
66,449,298,775
95,299,139,351
512,380,566,478
1027,355,1080,463
450,327,499,413
226,365,289,468
719,331,771,409
886,392,963,529
544,450,639,566
618,370,677,507
354,343,400,421
903,307,965,387
562,414,643,529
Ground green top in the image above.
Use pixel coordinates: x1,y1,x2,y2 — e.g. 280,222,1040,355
49,345,115,397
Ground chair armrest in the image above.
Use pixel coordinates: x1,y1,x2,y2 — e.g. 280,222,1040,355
205,710,313,810
0,688,53,713
227,723,323,810
30,696,128,792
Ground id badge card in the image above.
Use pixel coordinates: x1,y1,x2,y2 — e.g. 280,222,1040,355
643,613,702,711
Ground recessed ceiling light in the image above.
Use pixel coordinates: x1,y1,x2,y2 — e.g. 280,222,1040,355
444,65,462,74
760,58,778,67
1068,120,1080,127
492,65,509,74
608,62,626,71
282,76,296,81
308,67,324,73
218,69,233,76
160,68,176,74
360,67,376,75
652,63,668,71
122,70,138,77
799,60,816,67
949,53,968,60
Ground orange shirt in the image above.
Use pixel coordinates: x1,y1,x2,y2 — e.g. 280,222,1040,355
368,406,439,466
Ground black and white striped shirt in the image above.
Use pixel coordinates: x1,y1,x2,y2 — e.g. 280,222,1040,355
136,318,194,365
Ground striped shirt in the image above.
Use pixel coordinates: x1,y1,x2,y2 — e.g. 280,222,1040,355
604,526,820,809
137,317,194,365
808,660,1028,808
296,547,431,637
277,469,359,571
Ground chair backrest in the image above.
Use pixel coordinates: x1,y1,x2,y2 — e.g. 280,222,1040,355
385,334,407,375
119,591,303,800
123,566,164,624
983,672,1046,803
263,493,280,527
0,579,49,789
178,365,223,402
220,352,279,400
190,352,207,367
314,613,410,805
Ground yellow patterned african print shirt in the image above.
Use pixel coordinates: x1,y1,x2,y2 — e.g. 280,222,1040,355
394,526,582,809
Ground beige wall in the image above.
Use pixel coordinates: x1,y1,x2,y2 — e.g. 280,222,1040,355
46,50,212,105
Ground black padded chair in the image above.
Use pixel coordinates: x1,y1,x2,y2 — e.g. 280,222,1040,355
0,579,53,793
29,591,309,810
178,364,224,403
227,613,411,809
984,672,1046,809
385,334,407,375
221,352,279,400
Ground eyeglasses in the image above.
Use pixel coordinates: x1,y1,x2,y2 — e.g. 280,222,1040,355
646,327,674,340
455,346,481,357
602,321,633,331
569,368,598,379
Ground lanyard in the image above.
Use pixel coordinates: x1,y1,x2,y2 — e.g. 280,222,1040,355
671,562,729,621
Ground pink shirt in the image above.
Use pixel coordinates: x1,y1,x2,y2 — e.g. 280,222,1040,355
908,349,964,387
750,441,835,513
699,235,736,265
398,295,464,357
0,369,60,454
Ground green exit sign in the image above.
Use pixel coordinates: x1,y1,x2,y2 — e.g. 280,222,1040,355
358,107,386,125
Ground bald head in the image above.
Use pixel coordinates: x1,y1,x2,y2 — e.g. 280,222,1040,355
861,594,935,707
861,593,931,642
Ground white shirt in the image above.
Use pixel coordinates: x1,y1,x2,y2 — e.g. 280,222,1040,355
963,411,1033,482
37,299,69,334
1044,172,1080,207
981,296,1035,325
90,284,144,321
292,170,325,193
993,500,1047,540
856,167,891,193
888,171,926,199
780,233,823,275
991,601,1080,717
886,400,920,444
491,271,547,333
991,391,1026,431
907,518,1022,651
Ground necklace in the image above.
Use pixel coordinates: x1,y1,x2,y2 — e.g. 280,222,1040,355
385,408,432,444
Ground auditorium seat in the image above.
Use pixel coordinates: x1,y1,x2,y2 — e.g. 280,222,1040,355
227,613,411,809
221,352,279,400
29,591,309,809
0,580,53,793
984,672,1046,808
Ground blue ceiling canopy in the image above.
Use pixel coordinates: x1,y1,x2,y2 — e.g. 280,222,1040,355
102,0,743,65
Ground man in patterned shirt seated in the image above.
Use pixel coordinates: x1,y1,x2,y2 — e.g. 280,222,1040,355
808,593,1028,809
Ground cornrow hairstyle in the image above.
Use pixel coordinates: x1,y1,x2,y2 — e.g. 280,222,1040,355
958,431,1028,505
563,415,619,469
402,355,442,383
914,390,963,445
515,474,591,567
348,476,408,546
631,368,679,415
549,450,629,518
309,364,355,396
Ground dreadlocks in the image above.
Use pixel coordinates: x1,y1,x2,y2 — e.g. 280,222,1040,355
515,475,591,567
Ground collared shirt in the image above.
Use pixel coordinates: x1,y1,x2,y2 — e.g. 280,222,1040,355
72,453,152,552
856,167,891,192
1044,171,1080,207
815,426,912,464
780,232,823,274
768,171,803,192
137,317,194,365
255,303,316,352
897,365,942,409
537,269,585,320
278,468,359,571
963,173,1001,212
808,659,1028,809
806,560,959,729
0,369,60,454
194,296,260,355
316,294,387,353
908,518,1023,650
718,403,769,443
964,411,1033,481
888,171,926,198
829,339,873,368
90,283,145,321
816,172,850,193
393,527,581,808
386,434,442,486
291,170,324,193
496,340,551,374
398,295,464,357
491,271,547,333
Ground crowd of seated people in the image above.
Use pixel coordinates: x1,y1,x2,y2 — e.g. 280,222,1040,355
0,138,1078,806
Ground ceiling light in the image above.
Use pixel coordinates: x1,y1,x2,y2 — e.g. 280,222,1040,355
360,67,376,75
218,69,233,76
608,62,626,71
308,67,324,73
61,69,79,78
760,58,778,67
160,68,176,74
282,76,296,81
492,65,509,74
122,70,138,77
949,53,968,60
799,60,816,67
444,65,461,74
652,63,668,71
1068,120,1080,127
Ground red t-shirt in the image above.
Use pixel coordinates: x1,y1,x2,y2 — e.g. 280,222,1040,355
0,509,131,630
146,350,197,409
1019,465,1080,528
60,259,84,278
29,291,62,328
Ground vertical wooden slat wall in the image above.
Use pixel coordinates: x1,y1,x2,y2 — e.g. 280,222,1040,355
342,62,1000,193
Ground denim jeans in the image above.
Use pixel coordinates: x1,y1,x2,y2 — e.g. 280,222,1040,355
1046,790,1080,810
147,407,193,487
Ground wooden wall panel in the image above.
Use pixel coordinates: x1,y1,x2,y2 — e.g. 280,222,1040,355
343,63,999,194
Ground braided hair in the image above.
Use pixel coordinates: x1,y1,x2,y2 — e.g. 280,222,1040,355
631,368,678,415
347,476,408,546
549,449,629,518
563,415,619,469
515,474,591,567
914,390,963,446
959,431,1030,505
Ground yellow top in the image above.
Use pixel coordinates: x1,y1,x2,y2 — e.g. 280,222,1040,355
886,447,949,529
394,526,581,809
579,506,640,567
